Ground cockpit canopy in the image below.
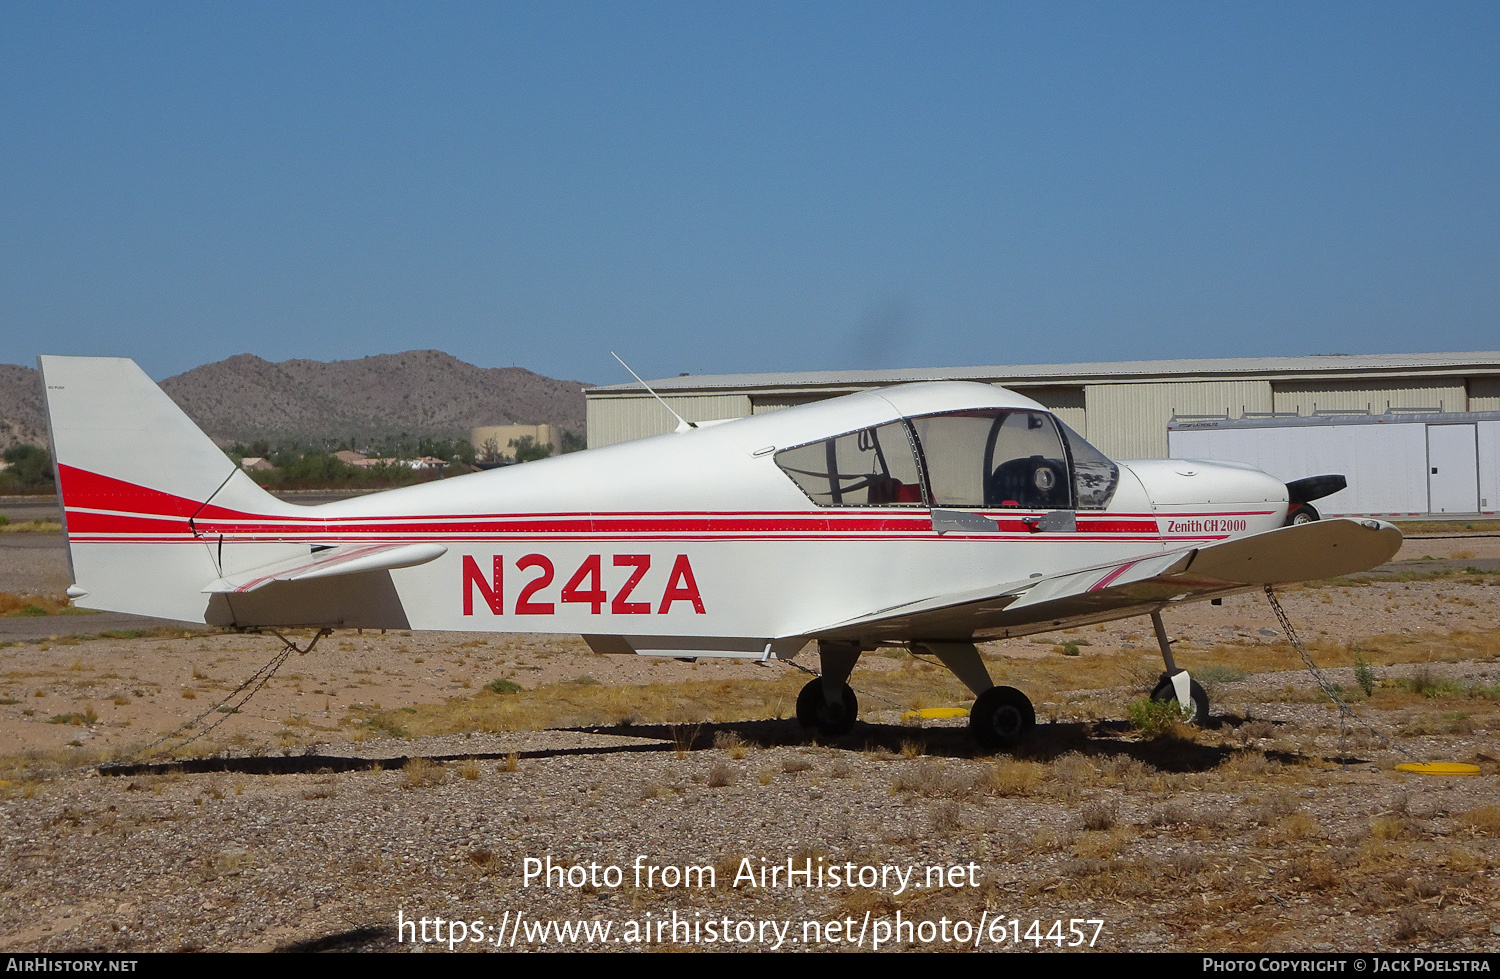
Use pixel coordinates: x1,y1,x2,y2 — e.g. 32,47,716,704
775,409,1119,510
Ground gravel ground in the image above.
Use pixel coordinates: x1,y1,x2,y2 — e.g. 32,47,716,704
1,533,1498,953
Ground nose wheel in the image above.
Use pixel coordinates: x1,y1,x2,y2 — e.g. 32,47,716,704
1150,675,1209,725
796,677,859,736
1147,610,1208,725
969,685,1035,749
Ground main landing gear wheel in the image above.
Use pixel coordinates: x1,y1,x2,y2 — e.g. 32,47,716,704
796,678,858,737
1150,676,1209,725
969,685,1035,749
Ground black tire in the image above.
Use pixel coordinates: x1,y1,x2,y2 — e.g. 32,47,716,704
969,685,1036,749
1287,504,1319,527
1150,675,1209,725
796,678,858,736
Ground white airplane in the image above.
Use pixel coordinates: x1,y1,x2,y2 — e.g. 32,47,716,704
39,356,1401,748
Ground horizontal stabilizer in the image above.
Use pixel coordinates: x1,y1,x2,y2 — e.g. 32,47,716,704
203,542,448,594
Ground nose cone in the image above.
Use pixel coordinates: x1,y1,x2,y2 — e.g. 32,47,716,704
1122,459,1289,506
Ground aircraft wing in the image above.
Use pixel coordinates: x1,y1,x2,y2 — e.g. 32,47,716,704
808,518,1401,643
202,542,448,594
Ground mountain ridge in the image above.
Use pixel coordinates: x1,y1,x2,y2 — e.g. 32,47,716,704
0,351,588,451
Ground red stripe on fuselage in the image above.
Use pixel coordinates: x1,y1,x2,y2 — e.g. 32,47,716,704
57,466,1266,546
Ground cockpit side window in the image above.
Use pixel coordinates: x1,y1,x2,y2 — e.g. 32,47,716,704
774,421,925,507
1058,421,1119,509
909,410,1072,509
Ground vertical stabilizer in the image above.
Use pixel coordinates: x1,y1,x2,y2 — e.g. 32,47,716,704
37,356,302,622
40,356,242,511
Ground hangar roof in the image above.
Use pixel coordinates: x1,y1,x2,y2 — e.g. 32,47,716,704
586,351,1500,396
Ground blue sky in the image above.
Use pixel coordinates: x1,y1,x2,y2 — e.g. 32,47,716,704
2,2,1496,383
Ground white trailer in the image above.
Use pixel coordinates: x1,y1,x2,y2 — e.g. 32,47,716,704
1168,412,1500,518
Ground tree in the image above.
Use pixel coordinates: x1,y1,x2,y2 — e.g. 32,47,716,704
509,436,553,463
1,445,54,489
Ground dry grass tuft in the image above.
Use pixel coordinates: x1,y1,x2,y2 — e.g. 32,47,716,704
836,887,901,917
889,760,988,799
707,762,736,788
671,723,702,759
1099,755,1155,791
929,801,963,835
353,672,812,739
1162,851,1206,878
1029,827,1066,854
1392,908,1430,943
1250,791,1299,826
987,758,1045,797
402,756,444,790
713,730,749,760
1051,751,1097,784
1074,801,1117,832
1237,719,1277,740
1148,802,1191,828
1458,804,1500,836
1073,826,1132,860
1219,750,1281,780
467,849,503,874
1262,811,1322,844
0,592,72,616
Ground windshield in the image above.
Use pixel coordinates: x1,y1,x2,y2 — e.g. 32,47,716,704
909,410,1070,509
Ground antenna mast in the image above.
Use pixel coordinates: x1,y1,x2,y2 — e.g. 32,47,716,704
611,352,696,433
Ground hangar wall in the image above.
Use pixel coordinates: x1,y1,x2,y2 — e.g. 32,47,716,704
584,354,1500,462
1082,380,1272,459
1270,379,1468,416
585,393,750,447
1467,377,1500,412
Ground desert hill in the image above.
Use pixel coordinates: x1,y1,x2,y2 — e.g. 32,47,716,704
0,365,48,450
0,351,587,451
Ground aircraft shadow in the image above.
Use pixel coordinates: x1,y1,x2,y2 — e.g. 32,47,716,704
94,713,1350,777
274,926,396,953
